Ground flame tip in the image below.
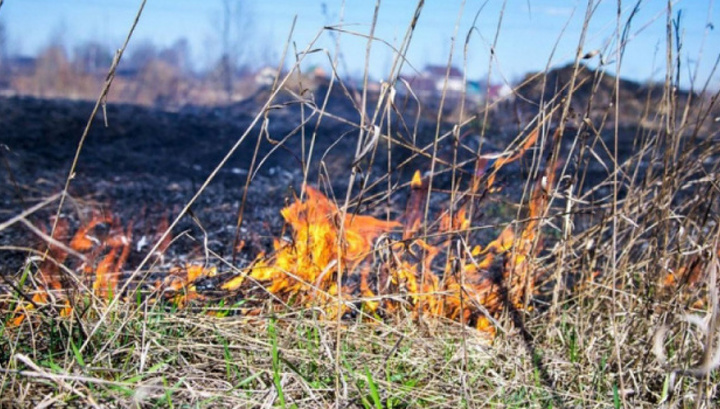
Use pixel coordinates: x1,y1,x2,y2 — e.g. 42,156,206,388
411,170,423,188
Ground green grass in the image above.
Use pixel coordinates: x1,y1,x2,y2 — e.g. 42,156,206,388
2,298,719,407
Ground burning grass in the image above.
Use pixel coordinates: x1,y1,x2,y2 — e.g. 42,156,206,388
5,141,551,337
3,120,720,407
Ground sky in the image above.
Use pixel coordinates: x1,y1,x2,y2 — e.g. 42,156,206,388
2,0,719,90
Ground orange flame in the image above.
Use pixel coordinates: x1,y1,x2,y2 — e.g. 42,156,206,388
217,160,555,337
403,171,427,239
215,127,551,336
486,128,539,188
12,126,557,338
9,211,204,326
223,186,400,305
411,170,423,188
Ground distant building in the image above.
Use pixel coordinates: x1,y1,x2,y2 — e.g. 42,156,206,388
423,65,465,93
466,80,515,104
396,65,515,106
255,66,279,86
466,80,483,102
486,83,513,102
398,65,466,99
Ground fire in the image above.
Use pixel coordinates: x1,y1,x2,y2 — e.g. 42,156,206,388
222,186,400,306
660,243,720,309
403,170,428,239
9,211,212,326
11,126,557,338
411,170,423,188
485,128,539,188
158,264,218,308
218,153,556,336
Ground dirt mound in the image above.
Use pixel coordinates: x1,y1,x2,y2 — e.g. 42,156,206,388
514,63,701,129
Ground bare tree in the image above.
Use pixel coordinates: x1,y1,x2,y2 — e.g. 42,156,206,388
220,0,233,100
127,40,158,71
0,21,7,69
214,0,253,102
73,41,113,74
159,38,192,74
0,21,8,89
35,44,72,97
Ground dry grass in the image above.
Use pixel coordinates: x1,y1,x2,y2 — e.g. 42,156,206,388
3,1,720,408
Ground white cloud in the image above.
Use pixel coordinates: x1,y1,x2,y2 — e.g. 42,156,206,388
535,6,574,17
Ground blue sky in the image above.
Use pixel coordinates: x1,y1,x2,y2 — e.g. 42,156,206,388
2,0,719,89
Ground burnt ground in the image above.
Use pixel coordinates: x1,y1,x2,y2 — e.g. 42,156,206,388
0,87,636,284
0,92,465,276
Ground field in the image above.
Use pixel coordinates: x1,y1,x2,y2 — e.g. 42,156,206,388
2,2,720,408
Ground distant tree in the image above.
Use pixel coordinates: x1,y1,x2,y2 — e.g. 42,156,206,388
214,0,254,102
0,21,8,88
35,44,72,97
158,38,192,74
127,41,158,71
134,58,183,108
219,0,234,101
0,21,7,68
48,20,68,49
72,41,113,74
